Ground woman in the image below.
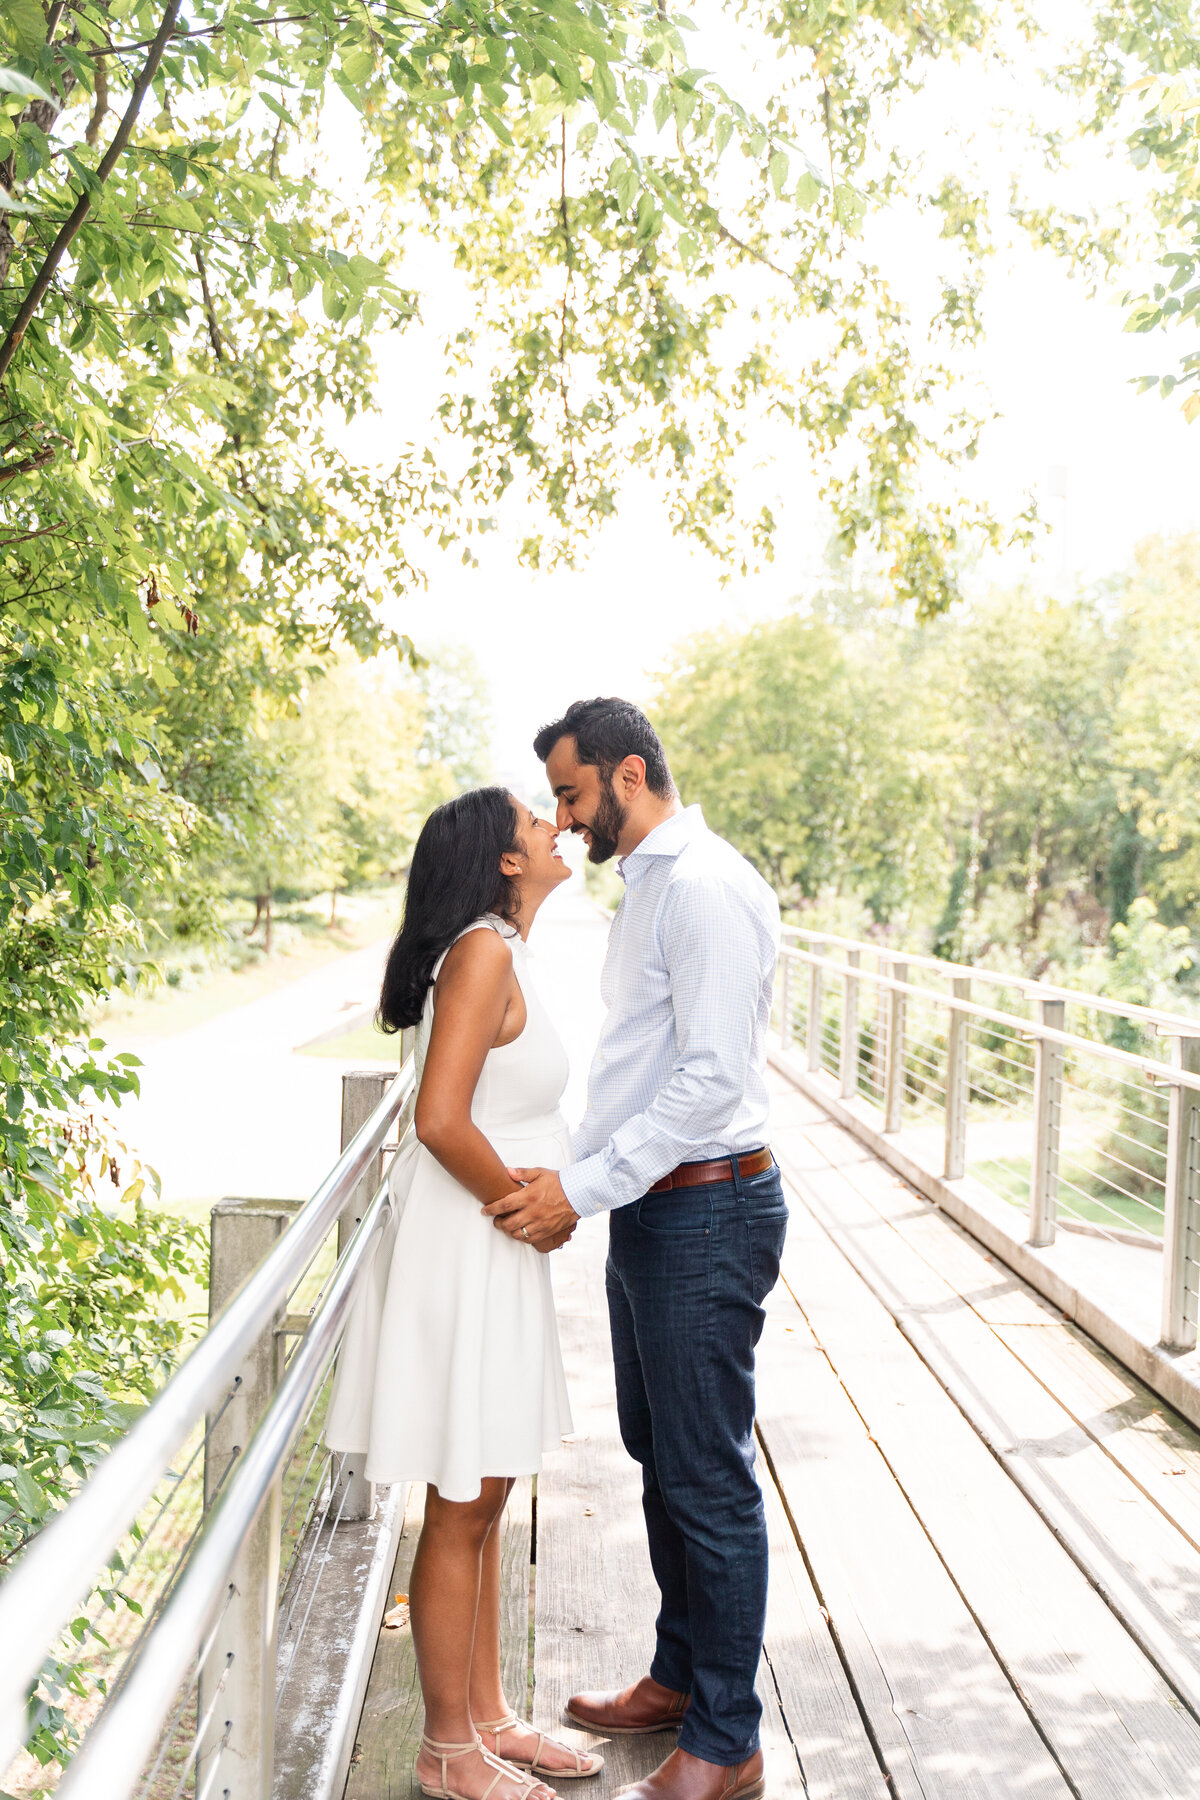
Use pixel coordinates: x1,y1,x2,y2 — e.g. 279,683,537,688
326,787,600,1800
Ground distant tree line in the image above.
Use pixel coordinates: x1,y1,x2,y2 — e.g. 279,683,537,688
653,536,1200,997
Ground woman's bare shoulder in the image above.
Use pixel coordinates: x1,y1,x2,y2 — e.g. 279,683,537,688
436,924,514,992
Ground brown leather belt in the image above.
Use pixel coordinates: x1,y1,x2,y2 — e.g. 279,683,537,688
648,1148,774,1194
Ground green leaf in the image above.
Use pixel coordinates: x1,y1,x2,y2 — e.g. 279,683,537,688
769,148,788,196
794,171,822,210
592,60,617,120
340,49,375,87
0,66,49,102
833,183,867,233
1,3,45,60
10,1465,44,1518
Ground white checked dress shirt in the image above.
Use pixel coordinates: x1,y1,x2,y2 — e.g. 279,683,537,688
561,805,781,1219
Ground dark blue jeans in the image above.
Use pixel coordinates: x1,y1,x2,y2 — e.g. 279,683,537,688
605,1157,788,1767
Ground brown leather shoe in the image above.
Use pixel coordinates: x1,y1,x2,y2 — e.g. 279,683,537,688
617,1747,764,1800
565,1675,690,1735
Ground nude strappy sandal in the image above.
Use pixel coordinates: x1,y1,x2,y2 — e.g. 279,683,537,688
475,1717,604,1779
418,1733,557,1800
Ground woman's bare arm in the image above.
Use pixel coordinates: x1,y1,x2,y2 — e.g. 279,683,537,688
413,930,526,1206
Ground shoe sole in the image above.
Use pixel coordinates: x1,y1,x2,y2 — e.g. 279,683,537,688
562,1710,684,1737
613,1778,764,1800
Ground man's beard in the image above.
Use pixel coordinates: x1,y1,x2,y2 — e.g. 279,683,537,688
583,778,627,864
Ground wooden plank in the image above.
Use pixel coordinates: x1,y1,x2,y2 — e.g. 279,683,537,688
346,1481,532,1800
539,1229,863,1800
774,1135,1200,1728
502,1478,533,1723
756,1291,1071,1799
345,1483,424,1800
808,1133,1200,1558
274,1481,407,1800
533,1235,679,1800
758,1459,890,1800
776,1190,1200,1797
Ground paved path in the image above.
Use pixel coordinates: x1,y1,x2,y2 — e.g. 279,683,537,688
112,878,609,1214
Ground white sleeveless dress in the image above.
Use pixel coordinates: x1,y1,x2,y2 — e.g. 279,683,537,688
324,916,573,1502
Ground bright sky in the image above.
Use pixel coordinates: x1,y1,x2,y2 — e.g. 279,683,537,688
319,4,1200,795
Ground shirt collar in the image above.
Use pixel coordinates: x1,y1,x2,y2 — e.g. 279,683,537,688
618,805,706,882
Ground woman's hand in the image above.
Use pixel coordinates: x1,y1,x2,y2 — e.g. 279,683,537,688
484,1168,579,1251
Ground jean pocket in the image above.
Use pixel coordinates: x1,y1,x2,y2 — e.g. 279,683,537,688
636,1188,716,1235
740,1165,788,1215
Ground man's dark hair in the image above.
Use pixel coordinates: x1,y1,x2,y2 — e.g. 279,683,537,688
533,697,675,798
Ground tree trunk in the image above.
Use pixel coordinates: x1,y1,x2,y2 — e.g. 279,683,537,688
250,892,273,950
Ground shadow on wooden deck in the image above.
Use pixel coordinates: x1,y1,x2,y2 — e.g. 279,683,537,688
346,1068,1200,1800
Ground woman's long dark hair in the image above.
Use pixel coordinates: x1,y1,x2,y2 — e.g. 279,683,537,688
379,787,522,1031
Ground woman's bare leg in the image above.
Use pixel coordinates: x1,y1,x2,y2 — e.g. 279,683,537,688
412,1480,553,1800
468,1490,602,1780
467,1485,512,1725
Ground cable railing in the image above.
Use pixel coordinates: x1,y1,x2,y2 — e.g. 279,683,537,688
775,927,1200,1353
0,1052,416,1800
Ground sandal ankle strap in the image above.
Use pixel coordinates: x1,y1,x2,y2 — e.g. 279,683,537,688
421,1734,482,1756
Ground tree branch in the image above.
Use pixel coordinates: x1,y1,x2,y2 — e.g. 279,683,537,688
0,446,57,482
820,75,843,250
85,13,354,55
0,521,69,546
194,247,228,361
85,63,109,147
713,218,791,281
0,0,184,384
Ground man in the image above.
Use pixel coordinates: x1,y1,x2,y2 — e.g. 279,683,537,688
484,697,786,1800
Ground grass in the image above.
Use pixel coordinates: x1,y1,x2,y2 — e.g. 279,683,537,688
970,1152,1166,1238
298,1017,403,1062
93,890,400,1043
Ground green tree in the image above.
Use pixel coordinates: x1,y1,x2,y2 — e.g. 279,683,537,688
1110,536,1200,922
919,593,1127,953
651,605,947,921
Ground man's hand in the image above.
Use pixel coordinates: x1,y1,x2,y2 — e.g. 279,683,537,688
484,1167,579,1252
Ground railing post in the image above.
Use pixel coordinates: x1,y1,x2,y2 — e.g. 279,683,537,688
943,978,971,1180
883,958,907,1134
1028,999,1065,1248
840,949,861,1100
200,1198,301,1800
329,1069,395,1522
1161,1037,1200,1352
807,958,823,1073
778,949,792,1051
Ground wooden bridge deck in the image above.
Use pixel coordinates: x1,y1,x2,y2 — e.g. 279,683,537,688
345,1066,1200,1800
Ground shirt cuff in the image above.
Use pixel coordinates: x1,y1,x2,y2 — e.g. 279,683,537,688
560,1155,622,1219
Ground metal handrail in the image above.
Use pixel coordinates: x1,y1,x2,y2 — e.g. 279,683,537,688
782,924,1200,1038
0,1059,414,1780
776,930,1200,1353
55,1171,396,1799
780,945,1200,1093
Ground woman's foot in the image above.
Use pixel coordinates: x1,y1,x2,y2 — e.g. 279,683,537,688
417,1737,557,1800
476,1718,604,1779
